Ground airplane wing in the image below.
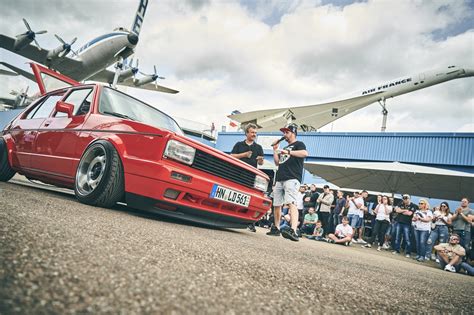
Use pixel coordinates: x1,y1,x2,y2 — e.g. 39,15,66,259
89,69,179,94
0,68,18,76
228,92,384,131
0,97,15,106
0,62,36,82
0,34,82,72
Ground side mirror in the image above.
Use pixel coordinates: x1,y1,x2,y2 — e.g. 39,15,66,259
55,101,74,118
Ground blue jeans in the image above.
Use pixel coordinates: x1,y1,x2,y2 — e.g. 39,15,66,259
393,223,412,254
459,262,474,276
414,229,430,259
426,225,449,258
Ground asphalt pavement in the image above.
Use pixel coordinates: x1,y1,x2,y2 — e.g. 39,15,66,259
1,176,472,314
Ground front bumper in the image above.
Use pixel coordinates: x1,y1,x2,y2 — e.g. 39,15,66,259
123,160,272,228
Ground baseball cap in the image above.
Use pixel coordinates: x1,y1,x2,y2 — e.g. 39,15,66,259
280,123,298,135
402,194,410,199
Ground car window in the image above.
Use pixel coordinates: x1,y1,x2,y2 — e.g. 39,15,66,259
55,88,93,117
99,87,183,135
27,94,65,119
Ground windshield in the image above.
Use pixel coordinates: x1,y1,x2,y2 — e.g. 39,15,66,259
99,87,183,135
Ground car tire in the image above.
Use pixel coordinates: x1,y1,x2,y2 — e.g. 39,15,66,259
74,140,124,208
0,138,16,182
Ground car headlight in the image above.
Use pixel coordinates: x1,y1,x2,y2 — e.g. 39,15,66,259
254,175,268,192
164,140,196,165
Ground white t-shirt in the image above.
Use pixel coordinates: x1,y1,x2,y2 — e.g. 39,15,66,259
347,197,364,217
335,224,353,238
433,210,452,226
414,210,433,231
375,204,392,222
296,192,305,210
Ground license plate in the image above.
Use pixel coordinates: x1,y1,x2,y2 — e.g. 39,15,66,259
210,184,251,207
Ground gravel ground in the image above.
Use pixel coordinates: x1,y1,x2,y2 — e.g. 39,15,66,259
1,176,473,314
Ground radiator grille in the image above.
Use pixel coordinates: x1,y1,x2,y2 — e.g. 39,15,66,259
191,150,256,189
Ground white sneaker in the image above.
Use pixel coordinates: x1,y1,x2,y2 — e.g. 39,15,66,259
377,246,382,251
435,258,440,263
362,244,371,248
405,254,411,258
382,243,390,250
359,239,368,245
444,264,456,273
392,251,399,255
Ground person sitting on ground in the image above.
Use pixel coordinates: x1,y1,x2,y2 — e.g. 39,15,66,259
306,220,324,241
327,216,353,245
434,234,466,273
301,207,318,235
363,195,392,251
459,260,474,276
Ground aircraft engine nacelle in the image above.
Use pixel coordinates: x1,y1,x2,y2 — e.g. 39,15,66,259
118,69,134,81
13,35,32,51
46,46,66,62
133,76,154,86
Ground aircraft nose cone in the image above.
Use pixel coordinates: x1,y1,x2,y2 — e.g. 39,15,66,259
127,33,139,45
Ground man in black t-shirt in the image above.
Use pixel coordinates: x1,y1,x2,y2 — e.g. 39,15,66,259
231,123,264,168
392,194,418,257
266,123,308,241
231,123,264,232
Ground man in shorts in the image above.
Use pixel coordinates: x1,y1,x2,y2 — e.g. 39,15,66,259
327,216,353,245
267,123,308,241
346,191,365,244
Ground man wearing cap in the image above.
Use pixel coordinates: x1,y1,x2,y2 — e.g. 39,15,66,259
392,194,418,257
231,123,264,232
267,123,308,241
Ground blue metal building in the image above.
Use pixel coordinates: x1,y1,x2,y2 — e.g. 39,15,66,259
215,132,474,202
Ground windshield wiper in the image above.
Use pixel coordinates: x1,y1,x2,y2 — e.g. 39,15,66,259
103,111,136,121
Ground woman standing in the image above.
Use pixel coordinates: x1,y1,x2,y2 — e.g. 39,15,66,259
362,195,392,251
412,199,433,262
425,202,452,261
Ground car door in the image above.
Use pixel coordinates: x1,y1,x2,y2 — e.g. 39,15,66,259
32,87,95,180
8,93,65,170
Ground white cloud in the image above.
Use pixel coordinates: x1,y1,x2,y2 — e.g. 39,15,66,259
0,0,473,133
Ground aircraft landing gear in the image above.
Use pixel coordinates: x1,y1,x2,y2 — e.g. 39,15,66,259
378,97,388,132
112,56,124,89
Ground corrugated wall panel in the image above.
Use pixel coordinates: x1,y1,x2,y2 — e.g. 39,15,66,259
216,132,474,167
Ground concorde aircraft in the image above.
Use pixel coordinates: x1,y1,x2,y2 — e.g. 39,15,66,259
0,0,178,94
229,65,474,132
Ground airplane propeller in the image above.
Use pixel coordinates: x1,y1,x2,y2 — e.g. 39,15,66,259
21,18,47,50
9,86,32,108
140,65,165,88
54,34,78,57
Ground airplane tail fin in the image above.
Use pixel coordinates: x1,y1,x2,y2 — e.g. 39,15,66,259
131,0,149,36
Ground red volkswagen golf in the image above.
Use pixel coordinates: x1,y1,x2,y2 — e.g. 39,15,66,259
0,63,271,228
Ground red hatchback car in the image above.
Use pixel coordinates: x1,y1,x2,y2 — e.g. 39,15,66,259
0,63,271,228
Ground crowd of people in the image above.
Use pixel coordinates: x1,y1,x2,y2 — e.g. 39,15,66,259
256,187,474,276
232,122,473,276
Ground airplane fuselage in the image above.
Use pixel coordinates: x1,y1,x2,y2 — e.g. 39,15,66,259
359,65,474,100
50,31,137,81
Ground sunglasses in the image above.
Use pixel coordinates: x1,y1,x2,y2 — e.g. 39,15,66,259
449,237,459,241
440,205,447,207
419,202,425,205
